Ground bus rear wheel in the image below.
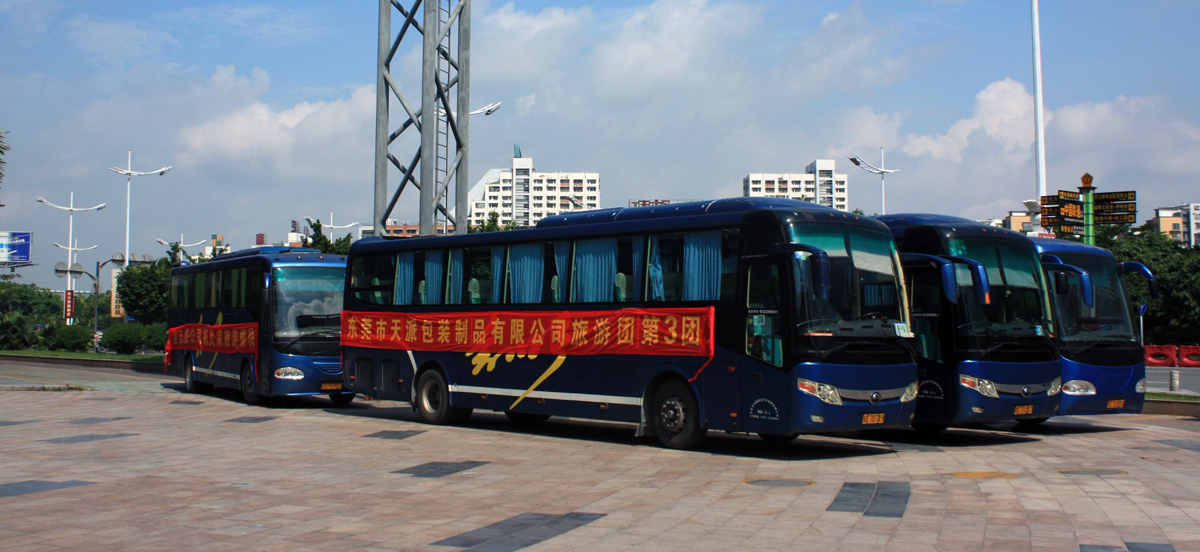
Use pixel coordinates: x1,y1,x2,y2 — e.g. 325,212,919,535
242,365,265,406
651,379,706,449
416,370,471,425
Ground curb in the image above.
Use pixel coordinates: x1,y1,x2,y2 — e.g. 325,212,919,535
0,353,163,374
1142,399,1200,417
0,384,91,392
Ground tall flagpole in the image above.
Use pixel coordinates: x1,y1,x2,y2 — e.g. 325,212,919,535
1031,0,1047,200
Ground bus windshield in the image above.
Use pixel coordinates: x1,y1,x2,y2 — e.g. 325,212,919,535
789,222,909,339
949,237,1051,338
1048,253,1137,343
273,267,345,339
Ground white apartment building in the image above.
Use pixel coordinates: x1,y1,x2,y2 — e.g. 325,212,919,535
1150,203,1200,247
467,146,601,228
743,159,849,212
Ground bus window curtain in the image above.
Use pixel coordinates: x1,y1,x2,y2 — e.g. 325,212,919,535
632,237,644,302
573,238,617,302
509,243,544,304
647,235,664,301
553,241,571,303
684,230,721,301
425,252,444,305
395,252,414,306
490,246,505,304
447,249,463,305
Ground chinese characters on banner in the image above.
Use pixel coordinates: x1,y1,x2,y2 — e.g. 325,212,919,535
166,322,259,354
341,307,715,358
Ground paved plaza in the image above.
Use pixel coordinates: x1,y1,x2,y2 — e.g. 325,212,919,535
2,362,1200,551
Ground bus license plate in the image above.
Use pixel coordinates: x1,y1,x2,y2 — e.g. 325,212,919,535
1014,405,1034,415
1107,399,1125,409
321,383,342,390
862,413,885,425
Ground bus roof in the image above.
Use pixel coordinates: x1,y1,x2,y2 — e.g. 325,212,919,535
876,213,1030,242
350,197,889,256
170,247,345,275
1030,237,1116,258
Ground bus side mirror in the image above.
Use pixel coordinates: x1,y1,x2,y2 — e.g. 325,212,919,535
942,256,990,305
1043,262,1095,308
1119,261,1160,299
900,253,958,304
774,243,829,299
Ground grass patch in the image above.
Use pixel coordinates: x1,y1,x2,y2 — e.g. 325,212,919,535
1147,392,1200,402
0,350,162,363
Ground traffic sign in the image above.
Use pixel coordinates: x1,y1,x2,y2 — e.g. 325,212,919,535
1095,212,1137,225
1095,191,1136,202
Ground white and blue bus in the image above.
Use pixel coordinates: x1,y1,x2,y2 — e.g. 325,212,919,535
341,198,919,449
1032,237,1156,417
166,247,354,405
880,215,1062,432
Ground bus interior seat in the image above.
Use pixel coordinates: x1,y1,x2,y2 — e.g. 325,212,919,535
417,280,426,305
663,273,681,300
371,278,385,304
550,275,559,303
614,272,627,302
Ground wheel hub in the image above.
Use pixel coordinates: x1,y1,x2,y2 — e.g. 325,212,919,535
660,396,686,433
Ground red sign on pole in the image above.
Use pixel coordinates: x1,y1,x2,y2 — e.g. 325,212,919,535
63,290,75,319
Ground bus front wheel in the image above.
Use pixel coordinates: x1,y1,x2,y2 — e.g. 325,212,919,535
651,379,706,449
416,370,471,425
242,365,265,406
329,393,355,406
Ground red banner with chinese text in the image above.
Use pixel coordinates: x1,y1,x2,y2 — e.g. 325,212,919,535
341,307,714,358
166,322,260,354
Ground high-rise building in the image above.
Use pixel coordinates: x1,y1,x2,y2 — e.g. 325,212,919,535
1149,203,1200,247
742,159,848,211
467,146,601,228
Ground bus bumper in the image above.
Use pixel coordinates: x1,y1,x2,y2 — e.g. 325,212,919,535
1057,359,1145,415
267,354,352,397
792,393,918,432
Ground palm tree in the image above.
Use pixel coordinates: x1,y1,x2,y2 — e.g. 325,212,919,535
0,311,36,350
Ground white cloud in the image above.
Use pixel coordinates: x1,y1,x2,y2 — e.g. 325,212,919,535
903,78,1040,164
782,6,913,97
0,0,62,41
160,4,329,45
473,3,592,85
65,15,176,66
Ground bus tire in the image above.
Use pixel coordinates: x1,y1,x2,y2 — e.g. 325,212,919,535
1016,417,1049,427
185,355,211,393
329,393,355,406
505,411,551,424
651,379,706,449
913,422,948,434
758,433,799,445
416,370,469,425
241,364,265,406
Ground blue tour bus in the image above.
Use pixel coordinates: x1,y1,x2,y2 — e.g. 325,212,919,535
1031,237,1156,418
166,247,355,405
341,198,920,449
878,214,1061,432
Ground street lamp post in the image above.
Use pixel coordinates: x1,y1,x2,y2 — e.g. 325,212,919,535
38,192,105,324
108,149,171,270
157,236,206,262
848,148,899,215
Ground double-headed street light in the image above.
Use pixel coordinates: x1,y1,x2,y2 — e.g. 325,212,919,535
848,147,899,216
108,149,171,270
38,192,105,324
157,237,206,262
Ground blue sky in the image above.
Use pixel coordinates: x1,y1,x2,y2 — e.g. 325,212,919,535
3,0,1199,290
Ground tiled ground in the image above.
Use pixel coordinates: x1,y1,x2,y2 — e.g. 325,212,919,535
2,382,1200,551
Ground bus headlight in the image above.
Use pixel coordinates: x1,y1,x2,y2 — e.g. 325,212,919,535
960,375,998,398
1061,379,1095,396
1135,378,1146,393
797,377,842,405
274,367,305,380
900,381,919,403
1048,377,1062,396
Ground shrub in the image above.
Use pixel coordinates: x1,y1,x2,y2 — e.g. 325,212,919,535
0,311,36,350
101,323,144,354
142,323,168,352
50,325,95,352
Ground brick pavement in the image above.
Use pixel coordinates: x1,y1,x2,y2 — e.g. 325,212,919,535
2,388,1200,551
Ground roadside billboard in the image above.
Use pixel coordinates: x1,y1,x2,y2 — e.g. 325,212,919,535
0,231,32,263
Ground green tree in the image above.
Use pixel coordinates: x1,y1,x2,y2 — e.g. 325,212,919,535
43,323,94,352
0,311,36,350
143,322,168,351
302,219,352,255
0,282,64,325
470,211,516,233
1109,230,1200,344
116,258,171,324
76,290,115,331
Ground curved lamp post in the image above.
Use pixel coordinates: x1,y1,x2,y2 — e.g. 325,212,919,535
38,193,105,324
848,148,899,215
108,149,171,269
156,237,206,262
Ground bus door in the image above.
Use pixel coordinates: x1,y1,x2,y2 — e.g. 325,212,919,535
738,259,791,435
903,264,957,422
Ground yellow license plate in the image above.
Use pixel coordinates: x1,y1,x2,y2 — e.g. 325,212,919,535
862,413,885,425
1107,399,1125,409
321,383,342,390
1014,405,1034,415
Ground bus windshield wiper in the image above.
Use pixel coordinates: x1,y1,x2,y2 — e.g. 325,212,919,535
817,340,880,360
973,340,1020,358
280,329,340,350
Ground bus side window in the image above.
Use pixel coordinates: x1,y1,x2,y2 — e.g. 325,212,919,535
907,269,944,364
614,236,643,302
350,254,397,306
682,230,721,301
509,243,545,304
208,272,220,308
462,247,496,304
745,263,783,367
194,271,207,309
447,249,464,305
720,228,741,301
647,234,685,302
573,237,617,303
550,241,570,303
